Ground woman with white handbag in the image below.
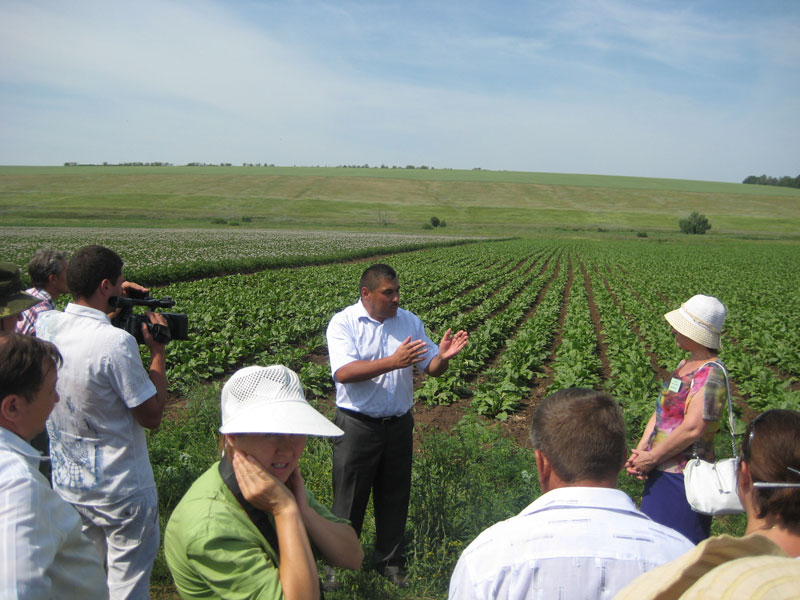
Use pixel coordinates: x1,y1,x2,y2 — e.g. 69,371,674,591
625,294,729,544
613,410,800,600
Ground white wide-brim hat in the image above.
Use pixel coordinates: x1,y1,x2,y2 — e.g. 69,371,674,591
664,294,726,350
219,365,343,437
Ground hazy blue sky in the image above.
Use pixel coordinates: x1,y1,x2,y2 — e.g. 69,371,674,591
1,0,798,182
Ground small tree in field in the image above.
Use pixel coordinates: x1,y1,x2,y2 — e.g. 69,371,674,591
679,211,711,235
430,216,441,228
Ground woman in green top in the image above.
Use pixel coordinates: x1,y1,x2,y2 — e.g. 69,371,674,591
165,365,363,600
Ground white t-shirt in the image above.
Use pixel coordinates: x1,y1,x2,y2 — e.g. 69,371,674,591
37,304,157,505
327,299,437,418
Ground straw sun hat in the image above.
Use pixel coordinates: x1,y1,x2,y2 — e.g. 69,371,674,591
664,294,726,350
219,365,343,437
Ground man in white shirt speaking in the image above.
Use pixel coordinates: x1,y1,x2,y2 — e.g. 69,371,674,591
0,333,108,600
448,388,694,600
327,263,468,587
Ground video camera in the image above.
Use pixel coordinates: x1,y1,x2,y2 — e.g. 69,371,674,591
110,294,189,345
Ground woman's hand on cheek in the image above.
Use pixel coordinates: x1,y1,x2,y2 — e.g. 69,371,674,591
285,468,310,512
232,450,296,515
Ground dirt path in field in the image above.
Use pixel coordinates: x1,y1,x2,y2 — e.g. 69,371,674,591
501,253,568,448
580,260,612,382
597,266,667,381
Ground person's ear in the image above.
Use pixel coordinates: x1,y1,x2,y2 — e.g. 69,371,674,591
535,449,551,491
99,278,112,297
737,459,754,500
0,394,24,428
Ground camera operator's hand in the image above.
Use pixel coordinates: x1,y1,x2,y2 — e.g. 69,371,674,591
122,280,149,298
141,311,168,354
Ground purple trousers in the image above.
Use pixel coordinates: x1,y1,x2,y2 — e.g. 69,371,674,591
641,469,711,544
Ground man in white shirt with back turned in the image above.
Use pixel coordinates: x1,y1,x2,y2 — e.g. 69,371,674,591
36,245,168,600
449,388,694,600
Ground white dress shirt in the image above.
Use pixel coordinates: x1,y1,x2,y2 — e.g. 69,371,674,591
36,304,157,505
327,299,438,417
448,486,694,600
0,427,108,600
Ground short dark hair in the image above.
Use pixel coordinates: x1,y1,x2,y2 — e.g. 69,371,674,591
530,388,626,483
741,409,800,526
360,264,397,292
27,248,68,289
67,245,123,299
0,333,62,406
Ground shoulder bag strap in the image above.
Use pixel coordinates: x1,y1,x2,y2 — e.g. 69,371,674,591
688,360,737,459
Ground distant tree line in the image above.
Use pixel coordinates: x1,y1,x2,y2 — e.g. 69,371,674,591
335,164,435,170
64,161,174,167
742,173,800,189
62,162,444,169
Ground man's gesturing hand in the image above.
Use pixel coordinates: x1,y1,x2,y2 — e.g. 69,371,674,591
392,337,428,369
438,329,469,360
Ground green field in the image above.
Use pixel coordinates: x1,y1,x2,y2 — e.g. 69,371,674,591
3,166,799,599
2,165,798,235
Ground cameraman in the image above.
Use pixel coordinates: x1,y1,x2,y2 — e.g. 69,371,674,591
36,245,167,600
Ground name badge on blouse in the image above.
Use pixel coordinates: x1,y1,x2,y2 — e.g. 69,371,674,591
668,378,682,393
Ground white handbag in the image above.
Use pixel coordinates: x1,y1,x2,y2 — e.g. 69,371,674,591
683,362,744,515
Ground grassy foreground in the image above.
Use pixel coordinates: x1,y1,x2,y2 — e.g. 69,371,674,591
149,382,746,599
2,166,799,236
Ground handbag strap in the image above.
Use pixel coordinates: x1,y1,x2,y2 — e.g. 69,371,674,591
689,360,737,459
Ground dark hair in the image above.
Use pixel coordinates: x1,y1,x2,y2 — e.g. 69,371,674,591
360,264,397,292
0,333,62,406
530,388,626,482
67,245,123,299
741,409,800,525
27,248,68,289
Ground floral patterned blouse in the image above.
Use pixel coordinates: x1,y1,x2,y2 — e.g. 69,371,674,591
647,360,727,473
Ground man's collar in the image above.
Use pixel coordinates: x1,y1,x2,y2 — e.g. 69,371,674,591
27,288,53,302
65,302,111,323
522,486,643,517
0,427,44,464
356,299,382,323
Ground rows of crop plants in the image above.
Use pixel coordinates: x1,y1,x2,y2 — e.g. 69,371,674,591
129,235,800,421
583,260,663,435
471,256,568,419
583,241,800,413
1,226,482,285
415,249,559,405
545,256,603,393
135,240,542,394
143,235,800,598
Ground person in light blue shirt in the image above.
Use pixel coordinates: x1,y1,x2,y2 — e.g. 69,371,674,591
0,333,108,600
449,388,693,600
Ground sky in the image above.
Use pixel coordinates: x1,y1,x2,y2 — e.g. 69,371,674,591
1,0,798,182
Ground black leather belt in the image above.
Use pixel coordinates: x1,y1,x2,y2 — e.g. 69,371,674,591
338,406,409,424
